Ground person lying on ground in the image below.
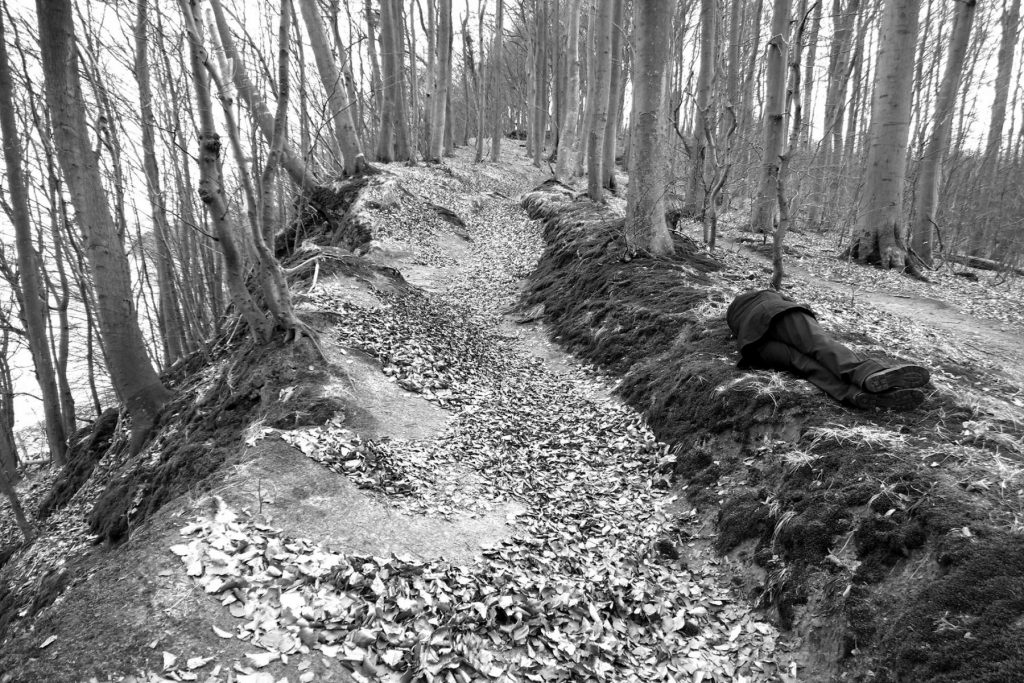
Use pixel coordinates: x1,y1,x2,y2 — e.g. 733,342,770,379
726,289,930,410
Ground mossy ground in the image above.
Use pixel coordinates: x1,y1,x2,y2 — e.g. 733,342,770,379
520,182,1024,680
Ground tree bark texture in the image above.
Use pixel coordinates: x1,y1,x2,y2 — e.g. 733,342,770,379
586,0,613,200
208,0,315,188
749,0,792,233
625,0,673,256
555,0,582,179
985,0,1020,161
490,0,505,161
35,0,171,450
429,0,453,161
688,0,717,212
601,0,623,186
299,0,367,175
852,0,921,270
0,12,68,464
911,0,976,265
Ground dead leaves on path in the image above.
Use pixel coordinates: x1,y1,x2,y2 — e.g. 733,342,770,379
166,497,787,683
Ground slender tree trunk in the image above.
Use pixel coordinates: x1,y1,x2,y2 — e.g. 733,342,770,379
0,13,67,464
35,0,171,452
799,0,820,147
688,0,717,212
749,0,792,233
208,0,315,188
625,0,673,256
555,0,582,179
586,0,613,200
365,0,383,129
601,0,623,186
134,0,188,368
179,0,272,343
532,0,549,167
985,0,1021,162
851,0,921,272
911,0,976,265
576,2,596,176
429,0,453,161
490,0,505,161
299,0,368,175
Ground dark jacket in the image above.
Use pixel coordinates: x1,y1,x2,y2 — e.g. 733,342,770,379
726,289,815,359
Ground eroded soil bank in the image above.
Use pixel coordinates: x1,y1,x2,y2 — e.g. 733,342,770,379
1,148,799,682
520,181,1024,681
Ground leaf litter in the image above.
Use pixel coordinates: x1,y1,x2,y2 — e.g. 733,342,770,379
154,148,796,682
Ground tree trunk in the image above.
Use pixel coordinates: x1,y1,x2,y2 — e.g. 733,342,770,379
429,0,453,161
911,0,976,265
799,0,821,147
555,0,582,179
365,0,383,124
134,0,188,368
985,0,1021,162
35,0,171,452
208,0,315,188
179,0,273,343
586,0,613,200
532,0,549,167
850,0,921,272
749,0,791,233
490,0,505,161
299,0,368,175
601,0,623,186
0,13,68,465
377,0,411,161
688,0,717,212
625,0,673,256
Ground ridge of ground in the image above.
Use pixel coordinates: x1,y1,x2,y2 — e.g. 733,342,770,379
1,147,799,683
520,181,1024,682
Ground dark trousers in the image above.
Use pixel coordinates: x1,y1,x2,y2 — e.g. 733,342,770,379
752,311,883,403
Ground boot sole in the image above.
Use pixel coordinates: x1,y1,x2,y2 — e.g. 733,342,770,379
863,366,931,393
853,388,925,411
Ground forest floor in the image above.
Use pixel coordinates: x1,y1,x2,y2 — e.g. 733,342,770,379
1,144,1023,683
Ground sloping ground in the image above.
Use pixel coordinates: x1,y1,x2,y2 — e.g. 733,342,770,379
520,182,1024,681
0,147,802,682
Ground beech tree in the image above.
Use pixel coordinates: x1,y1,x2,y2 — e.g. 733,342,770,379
586,0,613,200
35,0,172,452
298,0,369,175
428,0,454,162
625,0,673,256
850,0,921,272
0,10,67,464
489,0,505,161
554,0,582,180
910,0,976,265
749,0,792,233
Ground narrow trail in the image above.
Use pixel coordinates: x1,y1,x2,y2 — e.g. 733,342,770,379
170,151,796,681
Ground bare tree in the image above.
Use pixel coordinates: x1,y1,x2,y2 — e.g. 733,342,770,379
428,0,453,161
850,0,921,273
35,0,172,452
0,9,67,464
555,0,582,180
586,0,613,200
911,0,976,265
625,0,674,256
298,0,369,175
490,0,505,161
749,0,792,233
